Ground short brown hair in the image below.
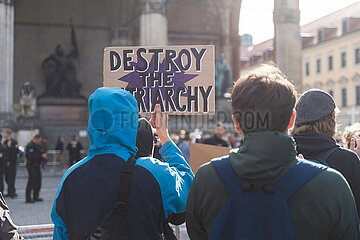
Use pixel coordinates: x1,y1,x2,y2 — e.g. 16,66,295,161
292,111,337,137
232,65,297,134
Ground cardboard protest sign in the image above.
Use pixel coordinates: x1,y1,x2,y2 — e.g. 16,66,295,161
103,45,215,114
189,143,231,174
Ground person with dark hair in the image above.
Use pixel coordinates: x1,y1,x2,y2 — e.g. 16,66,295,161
25,135,46,203
186,65,359,239
135,118,184,240
203,121,229,147
292,89,360,216
134,118,154,159
39,137,48,169
66,135,83,166
2,129,19,198
55,136,66,170
51,88,193,240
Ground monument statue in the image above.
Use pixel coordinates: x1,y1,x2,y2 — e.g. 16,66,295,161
41,20,81,98
41,44,81,98
215,54,232,99
20,82,36,117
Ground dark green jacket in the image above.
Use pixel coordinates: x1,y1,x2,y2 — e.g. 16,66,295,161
186,131,359,240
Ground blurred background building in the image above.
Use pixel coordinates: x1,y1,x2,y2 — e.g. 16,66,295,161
241,2,360,130
0,0,308,147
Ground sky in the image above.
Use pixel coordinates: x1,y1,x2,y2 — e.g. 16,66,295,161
239,0,360,44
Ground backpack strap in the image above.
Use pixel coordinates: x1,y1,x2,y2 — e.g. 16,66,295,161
308,146,339,165
95,157,136,240
275,160,327,201
117,157,136,204
212,156,243,196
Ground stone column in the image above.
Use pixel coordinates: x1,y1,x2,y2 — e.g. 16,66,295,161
273,0,302,92
220,8,232,67
0,0,14,115
140,0,168,46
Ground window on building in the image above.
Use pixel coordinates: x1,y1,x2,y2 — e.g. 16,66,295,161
328,90,334,97
328,55,333,71
342,88,347,107
305,62,310,76
342,18,349,34
341,51,347,68
356,86,360,105
316,58,321,74
355,48,360,65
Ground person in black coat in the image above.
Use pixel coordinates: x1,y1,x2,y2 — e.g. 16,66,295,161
135,118,183,240
293,89,360,216
0,134,5,195
66,135,83,166
203,121,229,147
55,136,66,169
25,135,46,203
2,129,19,198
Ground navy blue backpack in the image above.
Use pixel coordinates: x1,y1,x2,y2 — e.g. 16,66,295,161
209,156,327,240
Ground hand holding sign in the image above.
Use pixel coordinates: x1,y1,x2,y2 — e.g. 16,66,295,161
150,104,170,145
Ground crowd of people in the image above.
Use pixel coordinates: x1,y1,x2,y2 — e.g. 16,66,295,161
55,135,84,169
2,65,360,239
49,65,360,240
0,131,84,205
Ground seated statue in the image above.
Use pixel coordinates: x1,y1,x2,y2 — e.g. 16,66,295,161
20,82,36,117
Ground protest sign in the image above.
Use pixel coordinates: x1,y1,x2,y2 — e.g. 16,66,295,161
103,45,215,114
189,143,231,173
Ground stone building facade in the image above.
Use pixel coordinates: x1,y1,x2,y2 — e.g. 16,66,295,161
1,0,242,148
241,2,360,131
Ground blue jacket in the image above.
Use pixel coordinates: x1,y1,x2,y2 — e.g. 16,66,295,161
51,87,194,240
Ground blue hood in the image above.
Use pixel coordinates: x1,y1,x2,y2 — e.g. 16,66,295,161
87,87,138,160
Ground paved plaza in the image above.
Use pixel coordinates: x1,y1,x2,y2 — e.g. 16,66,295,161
5,166,63,226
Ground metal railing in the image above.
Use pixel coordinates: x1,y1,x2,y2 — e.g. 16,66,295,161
18,224,54,240
18,150,87,167
17,224,188,240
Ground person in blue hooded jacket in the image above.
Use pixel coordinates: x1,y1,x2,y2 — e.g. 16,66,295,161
51,87,194,240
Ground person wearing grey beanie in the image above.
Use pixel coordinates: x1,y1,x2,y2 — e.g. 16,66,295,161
292,88,360,216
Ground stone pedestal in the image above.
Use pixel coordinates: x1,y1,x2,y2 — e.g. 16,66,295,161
140,0,168,46
0,0,14,115
37,98,88,123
